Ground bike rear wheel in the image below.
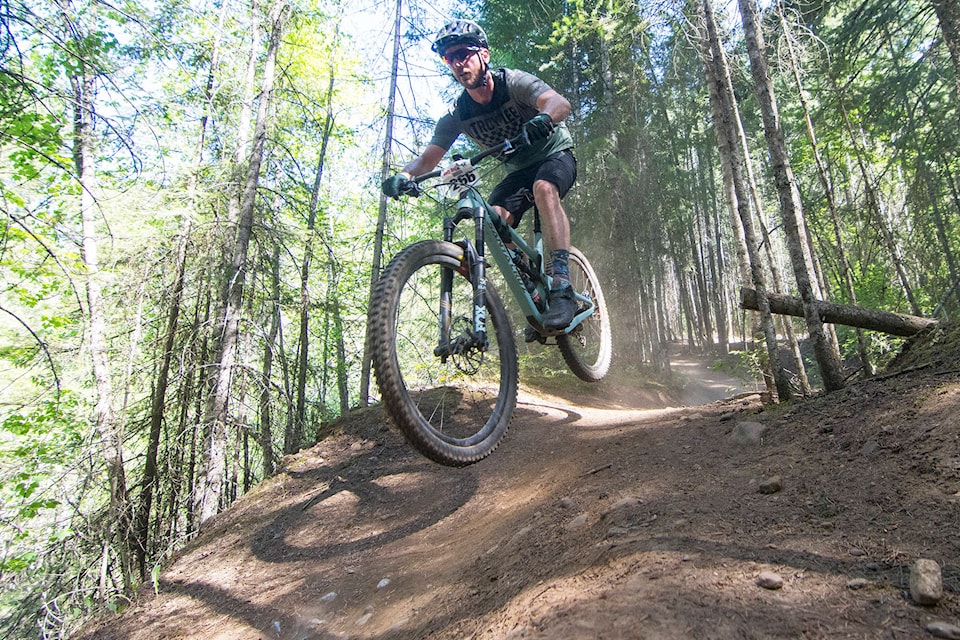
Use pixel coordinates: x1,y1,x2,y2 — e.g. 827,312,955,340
369,240,518,466
558,246,612,381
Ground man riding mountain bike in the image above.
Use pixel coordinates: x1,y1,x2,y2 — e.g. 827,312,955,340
382,19,580,334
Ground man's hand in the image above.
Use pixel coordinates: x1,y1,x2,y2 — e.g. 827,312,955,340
382,174,418,199
523,114,555,142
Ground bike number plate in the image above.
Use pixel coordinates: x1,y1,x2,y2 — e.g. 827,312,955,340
439,159,481,199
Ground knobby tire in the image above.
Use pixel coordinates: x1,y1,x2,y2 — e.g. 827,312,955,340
557,247,612,381
369,240,518,466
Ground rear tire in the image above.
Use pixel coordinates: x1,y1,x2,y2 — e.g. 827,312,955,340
558,246,612,381
369,240,518,466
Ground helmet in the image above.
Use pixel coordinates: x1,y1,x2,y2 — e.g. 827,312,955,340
431,19,488,56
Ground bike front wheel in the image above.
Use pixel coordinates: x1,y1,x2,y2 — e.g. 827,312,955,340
369,240,518,466
558,246,612,382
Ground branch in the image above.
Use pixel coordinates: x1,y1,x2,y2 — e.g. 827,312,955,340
0,304,62,398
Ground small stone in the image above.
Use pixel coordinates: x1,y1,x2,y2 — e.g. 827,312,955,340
860,440,880,456
320,591,337,603
377,578,391,589
566,514,589,530
756,571,784,590
357,612,373,625
559,497,575,509
926,620,960,639
849,548,867,557
846,578,870,590
758,476,783,494
910,558,943,605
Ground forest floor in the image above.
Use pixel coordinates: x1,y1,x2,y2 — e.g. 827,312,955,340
78,325,960,640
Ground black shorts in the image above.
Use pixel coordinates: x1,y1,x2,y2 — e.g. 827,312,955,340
488,149,577,227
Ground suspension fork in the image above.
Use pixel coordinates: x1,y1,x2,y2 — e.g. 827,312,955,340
435,204,488,358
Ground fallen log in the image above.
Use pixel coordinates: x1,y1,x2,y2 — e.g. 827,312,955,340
740,288,937,337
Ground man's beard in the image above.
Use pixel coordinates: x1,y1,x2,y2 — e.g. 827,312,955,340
463,67,487,90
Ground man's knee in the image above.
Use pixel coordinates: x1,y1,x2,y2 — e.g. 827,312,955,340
532,179,560,202
493,205,514,226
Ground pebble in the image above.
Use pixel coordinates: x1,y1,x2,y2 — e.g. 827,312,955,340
566,514,589,530
846,578,870,590
756,571,784,590
926,621,960,639
377,578,390,589
910,558,944,605
320,591,337,603
758,475,783,494
860,440,880,456
603,496,641,516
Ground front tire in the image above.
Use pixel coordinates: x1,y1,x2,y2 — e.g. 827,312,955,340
369,240,518,466
558,246,612,381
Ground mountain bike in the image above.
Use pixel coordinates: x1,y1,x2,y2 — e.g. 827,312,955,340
368,135,612,467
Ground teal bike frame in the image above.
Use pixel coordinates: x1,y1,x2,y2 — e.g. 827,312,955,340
428,149,596,359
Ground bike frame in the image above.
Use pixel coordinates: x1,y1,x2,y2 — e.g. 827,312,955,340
436,183,596,357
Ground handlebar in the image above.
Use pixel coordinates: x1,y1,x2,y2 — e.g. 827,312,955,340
411,133,528,186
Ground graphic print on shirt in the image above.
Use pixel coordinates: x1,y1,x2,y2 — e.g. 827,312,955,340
462,100,527,149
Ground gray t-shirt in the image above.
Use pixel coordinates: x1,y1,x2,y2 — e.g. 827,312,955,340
429,68,573,172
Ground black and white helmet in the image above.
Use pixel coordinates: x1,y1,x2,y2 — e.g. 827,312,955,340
431,19,488,56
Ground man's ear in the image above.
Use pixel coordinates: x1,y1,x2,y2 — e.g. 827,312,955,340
481,48,491,63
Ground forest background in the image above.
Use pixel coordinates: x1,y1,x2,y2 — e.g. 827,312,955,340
2,0,960,637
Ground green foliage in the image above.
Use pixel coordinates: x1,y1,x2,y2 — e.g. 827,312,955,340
0,0,959,635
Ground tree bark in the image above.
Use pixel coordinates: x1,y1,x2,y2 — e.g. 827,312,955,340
61,0,134,593
737,0,845,392
293,12,342,449
196,0,290,527
777,1,874,376
360,0,402,407
702,0,791,400
932,0,960,108
134,231,188,579
259,242,281,476
740,288,937,336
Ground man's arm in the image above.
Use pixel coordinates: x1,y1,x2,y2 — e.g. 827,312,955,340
399,144,447,179
536,89,571,124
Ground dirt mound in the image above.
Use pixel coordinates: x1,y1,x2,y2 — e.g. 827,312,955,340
78,326,960,639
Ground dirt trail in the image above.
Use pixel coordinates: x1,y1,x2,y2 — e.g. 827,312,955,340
79,341,960,640
670,350,760,406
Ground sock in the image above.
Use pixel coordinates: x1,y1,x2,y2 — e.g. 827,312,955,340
549,249,570,290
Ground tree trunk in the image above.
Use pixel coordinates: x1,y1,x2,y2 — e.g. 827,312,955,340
260,242,281,477
294,14,341,449
740,288,937,336
829,72,923,316
134,231,188,579
61,0,134,593
702,0,790,400
932,0,960,108
360,0,402,407
196,0,290,527
737,0,845,392
777,1,873,376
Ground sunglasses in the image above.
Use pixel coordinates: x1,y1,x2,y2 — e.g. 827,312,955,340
442,46,481,65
